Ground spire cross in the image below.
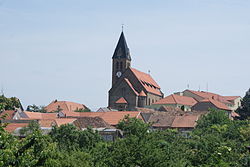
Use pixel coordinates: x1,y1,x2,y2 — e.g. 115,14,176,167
121,24,124,32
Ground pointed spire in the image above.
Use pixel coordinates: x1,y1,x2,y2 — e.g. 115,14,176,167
112,32,131,60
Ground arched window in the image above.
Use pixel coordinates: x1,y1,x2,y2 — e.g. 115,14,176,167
148,98,151,105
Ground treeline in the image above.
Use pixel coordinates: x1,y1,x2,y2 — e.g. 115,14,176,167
0,110,250,167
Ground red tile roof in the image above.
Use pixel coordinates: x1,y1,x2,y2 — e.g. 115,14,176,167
0,110,16,120
73,117,111,129
185,90,232,104
148,112,176,128
130,68,162,96
158,106,183,112
39,118,76,127
63,111,142,126
39,119,56,127
45,100,87,113
23,111,58,120
171,115,199,128
115,97,128,104
223,96,241,101
5,123,29,133
139,90,147,97
124,78,139,95
55,118,76,126
200,98,230,111
153,94,197,106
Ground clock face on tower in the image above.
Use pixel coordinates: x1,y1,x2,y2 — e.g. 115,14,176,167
116,71,122,78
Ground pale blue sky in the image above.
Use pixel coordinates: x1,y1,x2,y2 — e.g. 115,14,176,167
1,0,250,110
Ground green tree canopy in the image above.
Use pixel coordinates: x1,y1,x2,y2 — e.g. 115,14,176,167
0,95,20,111
27,104,47,113
237,88,250,120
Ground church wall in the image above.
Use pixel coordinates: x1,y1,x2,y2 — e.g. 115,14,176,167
109,79,137,110
121,69,145,94
146,93,163,106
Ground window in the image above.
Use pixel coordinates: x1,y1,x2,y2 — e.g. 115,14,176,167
116,62,119,70
120,62,123,70
152,99,154,104
148,98,151,105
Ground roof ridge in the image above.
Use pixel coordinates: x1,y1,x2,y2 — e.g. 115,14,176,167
171,94,178,104
124,78,139,95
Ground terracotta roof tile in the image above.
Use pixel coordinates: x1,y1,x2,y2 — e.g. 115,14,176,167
4,123,29,133
54,118,76,126
186,90,232,104
0,110,16,120
147,112,175,128
115,97,128,104
38,118,76,127
171,115,199,128
45,100,87,113
154,94,197,106
23,111,58,120
130,68,162,96
223,96,241,101
139,90,147,97
73,117,111,129
158,106,183,112
39,119,56,127
135,107,157,113
64,111,142,126
200,98,230,111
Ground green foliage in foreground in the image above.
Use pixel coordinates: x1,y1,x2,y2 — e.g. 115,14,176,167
0,110,250,167
0,95,20,111
237,88,250,120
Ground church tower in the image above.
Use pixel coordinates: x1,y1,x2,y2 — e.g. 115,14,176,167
112,31,131,86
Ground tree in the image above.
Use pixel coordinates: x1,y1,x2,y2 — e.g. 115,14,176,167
117,115,149,137
50,124,102,151
195,109,230,130
0,103,8,131
237,88,250,120
27,104,47,113
0,95,20,110
74,108,91,112
19,120,41,136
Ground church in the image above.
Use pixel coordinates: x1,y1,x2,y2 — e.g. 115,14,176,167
108,31,164,111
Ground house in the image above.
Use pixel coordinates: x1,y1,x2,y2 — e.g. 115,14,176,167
73,117,111,130
191,98,231,112
59,111,143,127
151,94,197,111
171,115,200,132
141,111,203,131
96,107,117,112
144,112,176,130
158,106,183,112
0,110,16,120
108,31,163,110
45,100,89,113
179,89,241,111
16,111,58,120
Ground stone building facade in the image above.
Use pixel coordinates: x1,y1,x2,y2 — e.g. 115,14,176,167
108,32,163,110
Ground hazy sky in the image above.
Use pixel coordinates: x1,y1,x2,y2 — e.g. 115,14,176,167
1,0,250,110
